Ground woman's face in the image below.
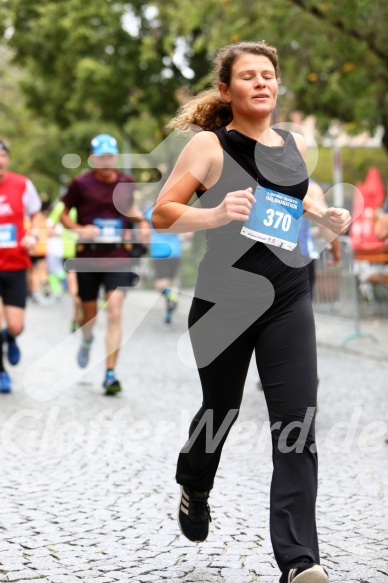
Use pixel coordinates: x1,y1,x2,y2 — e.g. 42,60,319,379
219,53,278,120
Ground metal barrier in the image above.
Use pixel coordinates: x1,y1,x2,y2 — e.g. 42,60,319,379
311,235,387,345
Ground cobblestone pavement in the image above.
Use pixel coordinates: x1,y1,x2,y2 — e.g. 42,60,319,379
0,290,387,583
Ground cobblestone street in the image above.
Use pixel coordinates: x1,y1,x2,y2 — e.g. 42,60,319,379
0,289,387,583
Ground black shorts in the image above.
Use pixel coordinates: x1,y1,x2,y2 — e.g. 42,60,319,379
0,269,28,308
31,255,46,265
153,258,181,280
76,271,133,302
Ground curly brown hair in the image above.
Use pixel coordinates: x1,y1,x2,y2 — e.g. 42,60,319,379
167,41,279,133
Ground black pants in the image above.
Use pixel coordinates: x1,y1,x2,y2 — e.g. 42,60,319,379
176,293,319,570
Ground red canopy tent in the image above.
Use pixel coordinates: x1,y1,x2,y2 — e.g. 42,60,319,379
350,168,386,251
363,167,385,207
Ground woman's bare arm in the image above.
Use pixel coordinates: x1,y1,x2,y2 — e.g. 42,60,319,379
153,131,255,233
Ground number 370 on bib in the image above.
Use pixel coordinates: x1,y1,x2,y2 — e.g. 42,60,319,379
241,184,303,251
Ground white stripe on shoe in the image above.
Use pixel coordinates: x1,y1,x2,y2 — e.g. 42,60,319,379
180,488,189,514
289,565,329,582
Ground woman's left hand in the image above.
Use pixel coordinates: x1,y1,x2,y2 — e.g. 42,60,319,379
323,207,351,235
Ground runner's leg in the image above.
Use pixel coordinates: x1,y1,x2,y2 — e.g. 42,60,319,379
81,300,98,341
75,272,100,368
176,297,256,491
256,294,319,571
153,258,180,323
3,305,24,337
67,271,83,331
105,288,125,370
99,271,130,393
0,270,28,390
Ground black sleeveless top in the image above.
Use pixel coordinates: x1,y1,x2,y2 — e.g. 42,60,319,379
194,127,310,312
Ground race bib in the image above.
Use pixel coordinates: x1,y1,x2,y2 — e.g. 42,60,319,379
92,218,123,243
0,224,17,248
241,185,303,251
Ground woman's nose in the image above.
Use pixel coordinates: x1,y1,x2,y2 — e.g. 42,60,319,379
254,75,266,86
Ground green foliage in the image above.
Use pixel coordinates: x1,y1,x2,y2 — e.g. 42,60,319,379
7,1,137,126
4,0,188,148
0,46,125,199
278,0,388,142
153,0,388,148
0,0,387,200
0,45,60,197
313,147,388,187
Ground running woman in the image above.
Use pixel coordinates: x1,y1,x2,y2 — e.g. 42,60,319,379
153,42,350,583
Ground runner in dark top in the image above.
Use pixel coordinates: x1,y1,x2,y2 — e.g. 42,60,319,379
61,134,149,395
153,41,350,583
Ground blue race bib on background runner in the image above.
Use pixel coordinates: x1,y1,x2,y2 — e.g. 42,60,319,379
0,224,17,248
92,218,123,243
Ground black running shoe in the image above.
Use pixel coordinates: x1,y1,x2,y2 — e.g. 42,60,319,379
103,375,122,396
177,486,211,542
280,564,329,583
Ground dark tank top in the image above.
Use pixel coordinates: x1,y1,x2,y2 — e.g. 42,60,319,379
194,127,310,312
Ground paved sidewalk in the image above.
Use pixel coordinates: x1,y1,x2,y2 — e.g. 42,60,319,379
0,289,387,583
314,314,388,361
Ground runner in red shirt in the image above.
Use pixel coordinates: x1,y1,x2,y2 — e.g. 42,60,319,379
0,139,42,393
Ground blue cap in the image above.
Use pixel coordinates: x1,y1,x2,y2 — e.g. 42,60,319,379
0,140,9,153
90,134,119,155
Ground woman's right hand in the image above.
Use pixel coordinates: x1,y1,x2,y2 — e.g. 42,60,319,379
212,187,255,227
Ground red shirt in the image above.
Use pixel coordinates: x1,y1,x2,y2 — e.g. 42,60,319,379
0,171,41,271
